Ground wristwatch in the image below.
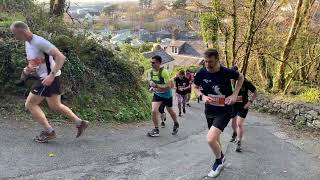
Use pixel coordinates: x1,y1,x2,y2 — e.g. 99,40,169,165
50,71,57,76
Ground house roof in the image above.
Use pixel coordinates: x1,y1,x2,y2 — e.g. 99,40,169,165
143,49,174,65
169,40,186,47
181,40,207,57
170,54,203,67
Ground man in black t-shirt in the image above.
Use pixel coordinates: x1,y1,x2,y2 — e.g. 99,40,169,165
194,49,244,178
174,70,190,116
230,66,257,153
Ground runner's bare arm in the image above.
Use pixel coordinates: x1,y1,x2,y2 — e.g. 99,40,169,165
225,73,244,105
49,48,66,75
250,90,257,102
233,74,244,97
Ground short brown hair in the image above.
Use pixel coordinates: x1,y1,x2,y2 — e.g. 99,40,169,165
204,49,219,60
178,70,185,76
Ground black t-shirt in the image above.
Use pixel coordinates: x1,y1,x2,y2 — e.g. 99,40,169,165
237,79,256,105
194,66,240,115
174,77,190,95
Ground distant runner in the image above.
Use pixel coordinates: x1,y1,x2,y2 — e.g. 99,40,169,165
159,103,167,128
194,49,244,178
148,55,179,137
10,21,89,143
174,70,190,117
185,69,194,107
230,66,258,152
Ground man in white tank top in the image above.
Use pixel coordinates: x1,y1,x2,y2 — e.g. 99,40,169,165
10,21,89,143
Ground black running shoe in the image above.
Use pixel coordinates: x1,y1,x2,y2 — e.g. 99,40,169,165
172,123,179,135
236,141,242,152
230,132,237,142
161,121,165,128
147,128,159,137
183,108,186,114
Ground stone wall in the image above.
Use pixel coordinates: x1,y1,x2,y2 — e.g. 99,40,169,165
253,96,320,129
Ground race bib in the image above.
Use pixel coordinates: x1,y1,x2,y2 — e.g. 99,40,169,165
178,86,185,91
208,94,225,107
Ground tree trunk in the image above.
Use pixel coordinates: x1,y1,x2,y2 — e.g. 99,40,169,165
231,0,238,66
256,52,273,90
241,0,258,76
275,0,310,91
50,0,66,16
224,30,230,68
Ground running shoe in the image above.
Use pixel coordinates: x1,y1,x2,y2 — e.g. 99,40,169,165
172,123,179,135
76,120,89,138
236,141,242,152
230,132,237,142
161,121,166,128
208,160,224,178
34,130,56,143
147,128,160,137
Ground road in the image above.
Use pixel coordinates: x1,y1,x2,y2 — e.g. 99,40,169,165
1,101,320,180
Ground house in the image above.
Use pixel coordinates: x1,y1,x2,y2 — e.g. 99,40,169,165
165,40,207,70
144,40,207,72
130,39,145,47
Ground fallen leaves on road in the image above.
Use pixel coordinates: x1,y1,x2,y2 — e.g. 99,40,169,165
48,152,56,157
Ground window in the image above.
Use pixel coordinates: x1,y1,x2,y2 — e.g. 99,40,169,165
175,47,178,54
172,46,175,53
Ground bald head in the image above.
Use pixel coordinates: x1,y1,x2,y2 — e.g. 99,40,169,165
10,21,32,41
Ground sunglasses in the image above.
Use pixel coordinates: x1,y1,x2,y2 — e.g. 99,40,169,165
151,61,157,64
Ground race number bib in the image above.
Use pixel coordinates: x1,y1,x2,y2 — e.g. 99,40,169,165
208,94,225,107
178,86,185,91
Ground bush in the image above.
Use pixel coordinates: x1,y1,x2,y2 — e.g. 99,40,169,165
297,88,320,103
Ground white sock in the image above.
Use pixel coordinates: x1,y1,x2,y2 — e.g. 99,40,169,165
46,126,54,133
75,119,82,126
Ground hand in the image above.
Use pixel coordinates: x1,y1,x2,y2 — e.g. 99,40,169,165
148,87,154,93
150,81,157,88
202,95,215,104
225,94,237,105
24,66,36,75
42,74,55,86
244,101,252,109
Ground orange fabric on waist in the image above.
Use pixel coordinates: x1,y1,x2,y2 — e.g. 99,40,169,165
29,58,46,66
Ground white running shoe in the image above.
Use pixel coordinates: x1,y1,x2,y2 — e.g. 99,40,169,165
208,161,224,178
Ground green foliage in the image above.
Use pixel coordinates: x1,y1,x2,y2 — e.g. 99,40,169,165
172,0,187,10
120,44,152,71
297,88,320,103
200,13,219,45
103,4,119,16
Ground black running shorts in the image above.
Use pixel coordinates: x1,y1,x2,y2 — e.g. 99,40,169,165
31,76,63,97
153,94,173,108
231,103,249,119
205,113,231,131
